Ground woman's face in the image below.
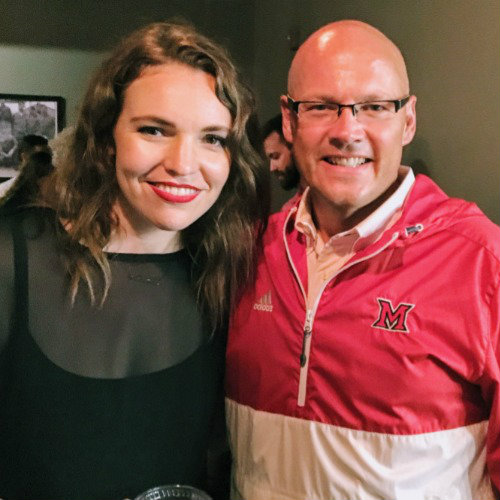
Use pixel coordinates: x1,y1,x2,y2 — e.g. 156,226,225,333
112,62,231,249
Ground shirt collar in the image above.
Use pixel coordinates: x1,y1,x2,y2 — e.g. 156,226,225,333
294,187,317,245
295,166,415,248
356,166,414,239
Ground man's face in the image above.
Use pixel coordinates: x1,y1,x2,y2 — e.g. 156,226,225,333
263,131,297,190
282,29,416,222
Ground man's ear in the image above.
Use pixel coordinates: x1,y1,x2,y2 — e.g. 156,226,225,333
402,95,417,146
280,95,294,144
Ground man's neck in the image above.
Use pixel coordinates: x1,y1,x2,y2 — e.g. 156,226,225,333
311,178,402,242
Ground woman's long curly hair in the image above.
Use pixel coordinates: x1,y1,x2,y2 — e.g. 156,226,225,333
47,21,270,327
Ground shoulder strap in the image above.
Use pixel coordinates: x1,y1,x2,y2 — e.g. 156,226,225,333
10,212,29,333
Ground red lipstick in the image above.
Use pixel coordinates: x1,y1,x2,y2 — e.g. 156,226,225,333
149,182,200,203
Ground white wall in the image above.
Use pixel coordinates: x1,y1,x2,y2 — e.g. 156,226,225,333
253,0,500,223
0,44,106,125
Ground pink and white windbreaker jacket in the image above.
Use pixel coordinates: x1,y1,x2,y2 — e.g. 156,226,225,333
226,175,500,500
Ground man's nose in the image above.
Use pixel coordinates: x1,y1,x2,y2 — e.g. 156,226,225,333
270,159,279,172
327,106,365,144
163,135,196,175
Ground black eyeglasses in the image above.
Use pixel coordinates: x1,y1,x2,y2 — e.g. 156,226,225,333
287,95,410,124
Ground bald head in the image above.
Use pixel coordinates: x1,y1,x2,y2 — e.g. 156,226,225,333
288,20,409,97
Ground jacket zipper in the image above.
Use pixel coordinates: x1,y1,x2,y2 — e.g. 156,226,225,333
297,309,313,406
283,214,400,407
300,311,313,367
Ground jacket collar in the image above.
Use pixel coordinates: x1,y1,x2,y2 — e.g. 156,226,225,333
281,173,482,268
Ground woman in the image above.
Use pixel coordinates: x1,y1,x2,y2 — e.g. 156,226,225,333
0,21,269,500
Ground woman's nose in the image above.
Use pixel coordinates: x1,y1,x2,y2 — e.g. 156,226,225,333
163,135,196,175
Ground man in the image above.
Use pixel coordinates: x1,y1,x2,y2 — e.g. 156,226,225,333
262,114,305,211
226,20,500,500
262,114,300,190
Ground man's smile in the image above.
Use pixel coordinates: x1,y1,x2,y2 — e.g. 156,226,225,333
322,156,371,167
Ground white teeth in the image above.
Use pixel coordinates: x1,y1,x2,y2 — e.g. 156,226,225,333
154,184,198,195
325,156,368,167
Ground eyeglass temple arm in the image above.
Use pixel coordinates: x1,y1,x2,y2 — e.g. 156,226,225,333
395,96,411,112
287,96,298,113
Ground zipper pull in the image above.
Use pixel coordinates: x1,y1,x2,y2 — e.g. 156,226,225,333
300,310,313,367
300,327,312,367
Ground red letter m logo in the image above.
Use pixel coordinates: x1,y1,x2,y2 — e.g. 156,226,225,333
372,298,414,333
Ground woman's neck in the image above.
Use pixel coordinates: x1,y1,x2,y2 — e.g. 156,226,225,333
105,201,182,254
104,228,182,254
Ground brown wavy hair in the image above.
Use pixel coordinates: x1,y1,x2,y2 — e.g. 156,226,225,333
47,21,269,327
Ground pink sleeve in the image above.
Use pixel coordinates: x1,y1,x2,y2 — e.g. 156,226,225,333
482,276,500,495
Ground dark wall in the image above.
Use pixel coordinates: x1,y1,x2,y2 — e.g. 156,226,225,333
0,0,256,77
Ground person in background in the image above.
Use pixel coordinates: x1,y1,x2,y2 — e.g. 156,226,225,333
0,103,17,168
0,117,17,169
17,134,50,163
0,135,53,211
36,104,56,138
12,101,28,143
262,113,305,211
262,114,298,190
0,101,12,124
25,105,40,136
0,133,17,168
225,20,499,500
0,20,268,500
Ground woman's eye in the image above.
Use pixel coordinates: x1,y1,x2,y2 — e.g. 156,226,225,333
204,134,227,147
138,126,163,136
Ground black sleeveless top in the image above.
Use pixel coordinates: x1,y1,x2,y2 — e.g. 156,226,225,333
0,209,225,500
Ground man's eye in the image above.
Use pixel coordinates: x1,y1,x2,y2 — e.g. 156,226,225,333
360,103,391,113
204,134,227,147
304,103,336,113
138,126,163,136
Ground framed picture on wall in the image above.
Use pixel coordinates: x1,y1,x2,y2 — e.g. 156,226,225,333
0,93,65,178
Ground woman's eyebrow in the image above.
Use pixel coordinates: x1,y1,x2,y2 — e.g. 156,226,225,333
130,116,174,126
201,125,230,134
129,117,229,133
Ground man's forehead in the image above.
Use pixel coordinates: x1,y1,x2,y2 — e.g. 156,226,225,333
264,131,286,147
291,56,406,100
